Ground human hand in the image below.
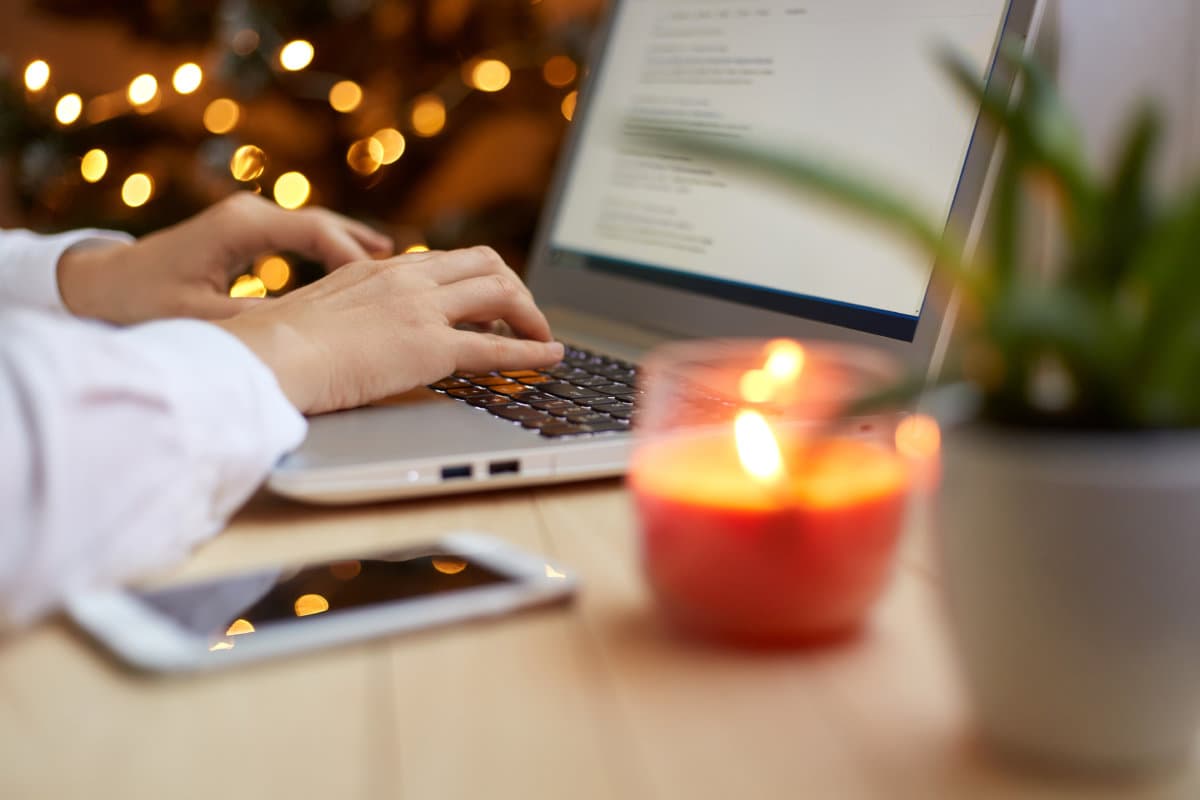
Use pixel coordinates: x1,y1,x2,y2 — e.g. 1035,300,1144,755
56,192,393,324
217,246,565,415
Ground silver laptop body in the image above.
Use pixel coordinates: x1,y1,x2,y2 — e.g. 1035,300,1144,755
269,0,1045,505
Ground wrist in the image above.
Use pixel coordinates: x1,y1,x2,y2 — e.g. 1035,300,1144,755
56,241,132,321
215,313,321,413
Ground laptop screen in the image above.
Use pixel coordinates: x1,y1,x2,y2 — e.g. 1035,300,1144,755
548,0,1012,341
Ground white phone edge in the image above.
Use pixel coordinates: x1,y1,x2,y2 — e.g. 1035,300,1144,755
65,531,578,674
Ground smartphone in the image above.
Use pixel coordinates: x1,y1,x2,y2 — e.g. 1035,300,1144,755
66,533,576,673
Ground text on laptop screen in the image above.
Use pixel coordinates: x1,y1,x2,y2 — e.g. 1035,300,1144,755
549,0,1011,341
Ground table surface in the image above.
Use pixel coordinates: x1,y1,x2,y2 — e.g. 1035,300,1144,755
2,478,1198,800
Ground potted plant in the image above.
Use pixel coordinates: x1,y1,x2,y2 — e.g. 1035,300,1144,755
658,45,1200,773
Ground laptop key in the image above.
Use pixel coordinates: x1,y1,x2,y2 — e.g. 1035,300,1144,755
591,383,633,395
490,405,549,423
530,398,575,413
447,386,493,398
539,421,592,437
565,411,613,425
467,395,513,408
582,420,631,434
431,377,471,390
491,384,538,397
539,382,606,400
471,375,517,387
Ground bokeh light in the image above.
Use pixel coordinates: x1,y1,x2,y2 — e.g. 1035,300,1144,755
411,93,446,137
225,619,255,636
432,558,467,575
273,171,311,209
469,59,511,92
229,144,267,181
254,255,291,292
80,149,108,183
232,29,260,56
121,173,154,207
405,243,430,254
373,128,406,164
328,80,363,113
55,93,82,125
293,593,329,617
561,90,578,121
279,40,315,71
127,73,158,106
229,274,267,298
542,55,577,87
24,60,50,92
172,63,203,95
203,98,240,134
346,137,384,175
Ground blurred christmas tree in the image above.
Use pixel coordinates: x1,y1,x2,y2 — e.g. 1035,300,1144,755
0,0,601,292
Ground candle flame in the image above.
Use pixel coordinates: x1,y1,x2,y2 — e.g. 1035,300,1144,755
763,339,805,383
735,410,784,483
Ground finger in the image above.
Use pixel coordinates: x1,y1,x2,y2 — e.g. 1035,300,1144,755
452,332,565,375
437,275,553,342
343,219,394,258
214,194,379,270
410,246,531,293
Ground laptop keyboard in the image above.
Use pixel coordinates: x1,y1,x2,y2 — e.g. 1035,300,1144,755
429,345,640,438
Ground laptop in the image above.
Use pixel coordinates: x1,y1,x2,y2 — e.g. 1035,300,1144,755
269,0,1046,505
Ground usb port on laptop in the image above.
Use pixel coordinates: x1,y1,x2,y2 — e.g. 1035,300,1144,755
440,464,473,480
488,460,520,476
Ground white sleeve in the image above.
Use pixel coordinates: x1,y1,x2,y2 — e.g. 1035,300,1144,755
0,309,307,629
0,228,134,313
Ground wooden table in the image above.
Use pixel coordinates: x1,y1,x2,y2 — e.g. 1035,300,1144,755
2,480,1197,799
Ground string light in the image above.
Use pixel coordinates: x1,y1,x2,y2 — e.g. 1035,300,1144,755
328,80,363,113
80,149,108,183
468,59,511,92
232,29,260,56
542,55,577,88
373,128,406,164
229,274,267,298
24,60,50,92
254,255,291,292
54,93,82,125
561,90,578,121
405,243,430,253
172,63,203,95
273,171,311,209
279,40,314,71
229,144,267,181
203,98,240,134
121,173,154,207
127,74,158,106
410,93,446,137
346,138,384,175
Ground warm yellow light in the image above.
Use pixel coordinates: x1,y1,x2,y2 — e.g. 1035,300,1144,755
203,98,240,134
172,63,203,95
127,73,158,106
346,137,384,175
24,60,50,92
294,593,330,617
209,640,235,652
279,39,314,71
432,558,467,575
410,93,446,137
735,409,784,483
273,171,311,209
225,618,255,636
229,144,267,181
739,369,774,404
470,59,511,92
561,90,578,122
121,173,153,207
763,339,805,383
542,55,577,88
254,255,291,291
373,128,406,163
404,243,430,254
229,274,266,298
55,93,82,125
328,80,363,113
895,414,942,462
80,149,108,183
329,560,362,580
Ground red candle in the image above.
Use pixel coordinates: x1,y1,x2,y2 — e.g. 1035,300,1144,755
630,422,911,646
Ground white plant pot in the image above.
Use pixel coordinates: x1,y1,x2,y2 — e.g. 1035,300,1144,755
938,425,1200,773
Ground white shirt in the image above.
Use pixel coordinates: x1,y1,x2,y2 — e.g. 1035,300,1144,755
0,229,306,629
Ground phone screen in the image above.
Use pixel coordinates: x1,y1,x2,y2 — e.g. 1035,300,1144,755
135,551,515,648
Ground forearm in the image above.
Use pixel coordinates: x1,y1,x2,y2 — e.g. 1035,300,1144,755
0,310,305,629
